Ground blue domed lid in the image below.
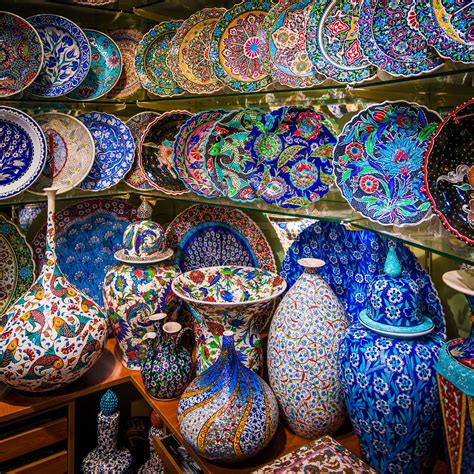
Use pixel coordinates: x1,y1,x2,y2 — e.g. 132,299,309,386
100,389,118,416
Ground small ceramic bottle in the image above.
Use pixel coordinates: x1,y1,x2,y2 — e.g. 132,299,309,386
138,411,165,474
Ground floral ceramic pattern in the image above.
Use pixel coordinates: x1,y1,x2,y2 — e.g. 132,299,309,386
135,21,183,97
269,216,313,253
0,12,43,97
358,0,443,77
334,101,441,226
210,0,272,92
307,0,377,83
173,109,226,198
167,8,225,94
78,112,134,191
17,203,46,231
67,30,122,101
27,14,91,97
246,106,338,208
0,106,47,200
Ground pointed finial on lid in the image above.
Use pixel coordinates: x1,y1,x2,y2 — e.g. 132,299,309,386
137,196,153,220
384,247,402,278
100,389,118,416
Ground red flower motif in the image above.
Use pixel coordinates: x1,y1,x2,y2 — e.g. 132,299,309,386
345,142,364,160
360,175,379,193
189,270,205,284
373,112,386,123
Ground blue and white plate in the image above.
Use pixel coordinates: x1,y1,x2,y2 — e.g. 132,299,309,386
78,112,135,191
0,106,47,199
27,14,91,97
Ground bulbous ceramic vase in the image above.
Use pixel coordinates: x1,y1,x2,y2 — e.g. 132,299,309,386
268,258,348,438
339,248,444,473
0,189,107,392
178,331,279,463
172,266,287,374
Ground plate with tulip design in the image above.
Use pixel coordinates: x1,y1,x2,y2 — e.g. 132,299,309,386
333,101,441,226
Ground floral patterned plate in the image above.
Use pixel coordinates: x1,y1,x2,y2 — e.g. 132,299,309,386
173,109,227,198
167,8,225,94
139,110,191,195
67,29,122,101
0,106,47,199
358,0,443,77
424,99,474,246
333,101,441,226
210,0,271,92
307,0,377,83
27,14,91,97
78,112,134,191
0,12,44,97
245,106,338,208
135,21,183,97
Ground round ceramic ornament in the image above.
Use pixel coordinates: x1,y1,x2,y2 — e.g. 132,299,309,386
27,14,91,97
167,8,225,94
0,12,44,97
424,99,474,246
245,106,338,208
78,112,134,192
28,112,95,194
333,101,441,226
135,21,183,97
67,29,122,101
210,0,272,92
0,106,47,200
358,0,443,77
307,0,377,83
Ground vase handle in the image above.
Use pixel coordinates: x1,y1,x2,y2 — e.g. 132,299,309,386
177,327,195,352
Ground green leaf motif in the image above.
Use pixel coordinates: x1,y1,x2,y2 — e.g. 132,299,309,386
418,123,438,142
282,196,309,207
277,145,305,168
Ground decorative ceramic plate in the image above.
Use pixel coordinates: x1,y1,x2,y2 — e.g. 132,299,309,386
108,29,143,99
204,108,264,202
0,214,35,320
263,0,325,88
333,101,441,226
27,14,91,97
173,109,227,197
246,106,338,208
210,0,272,92
135,21,183,97
281,220,445,335
16,202,46,231
78,112,134,191
0,12,44,97
0,106,47,199
33,199,137,307
67,29,122,101
415,1,473,64
358,0,443,77
424,99,474,246
28,112,95,194
139,110,191,195
124,112,159,191
165,204,276,273
307,0,377,83
167,8,225,94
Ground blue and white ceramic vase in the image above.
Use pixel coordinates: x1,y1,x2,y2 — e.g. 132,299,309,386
178,331,279,463
82,390,132,474
16,203,46,231
339,247,445,473
138,411,165,474
268,258,348,438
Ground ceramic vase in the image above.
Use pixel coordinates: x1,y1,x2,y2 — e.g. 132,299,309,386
82,390,132,473
172,266,287,374
0,188,107,392
178,331,279,462
138,411,165,474
16,202,46,231
268,258,348,438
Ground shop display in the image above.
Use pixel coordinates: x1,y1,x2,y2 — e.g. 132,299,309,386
268,258,347,439
424,99,473,246
28,112,95,194
27,14,91,97
16,202,46,231
0,188,107,392
339,248,444,473
172,266,286,373
178,331,279,462
0,12,43,97
138,412,165,474
82,390,133,474
333,101,441,226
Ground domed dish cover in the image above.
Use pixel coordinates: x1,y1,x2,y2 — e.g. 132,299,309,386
172,266,287,374
0,188,107,392
178,331,279,462
268,257,348,438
